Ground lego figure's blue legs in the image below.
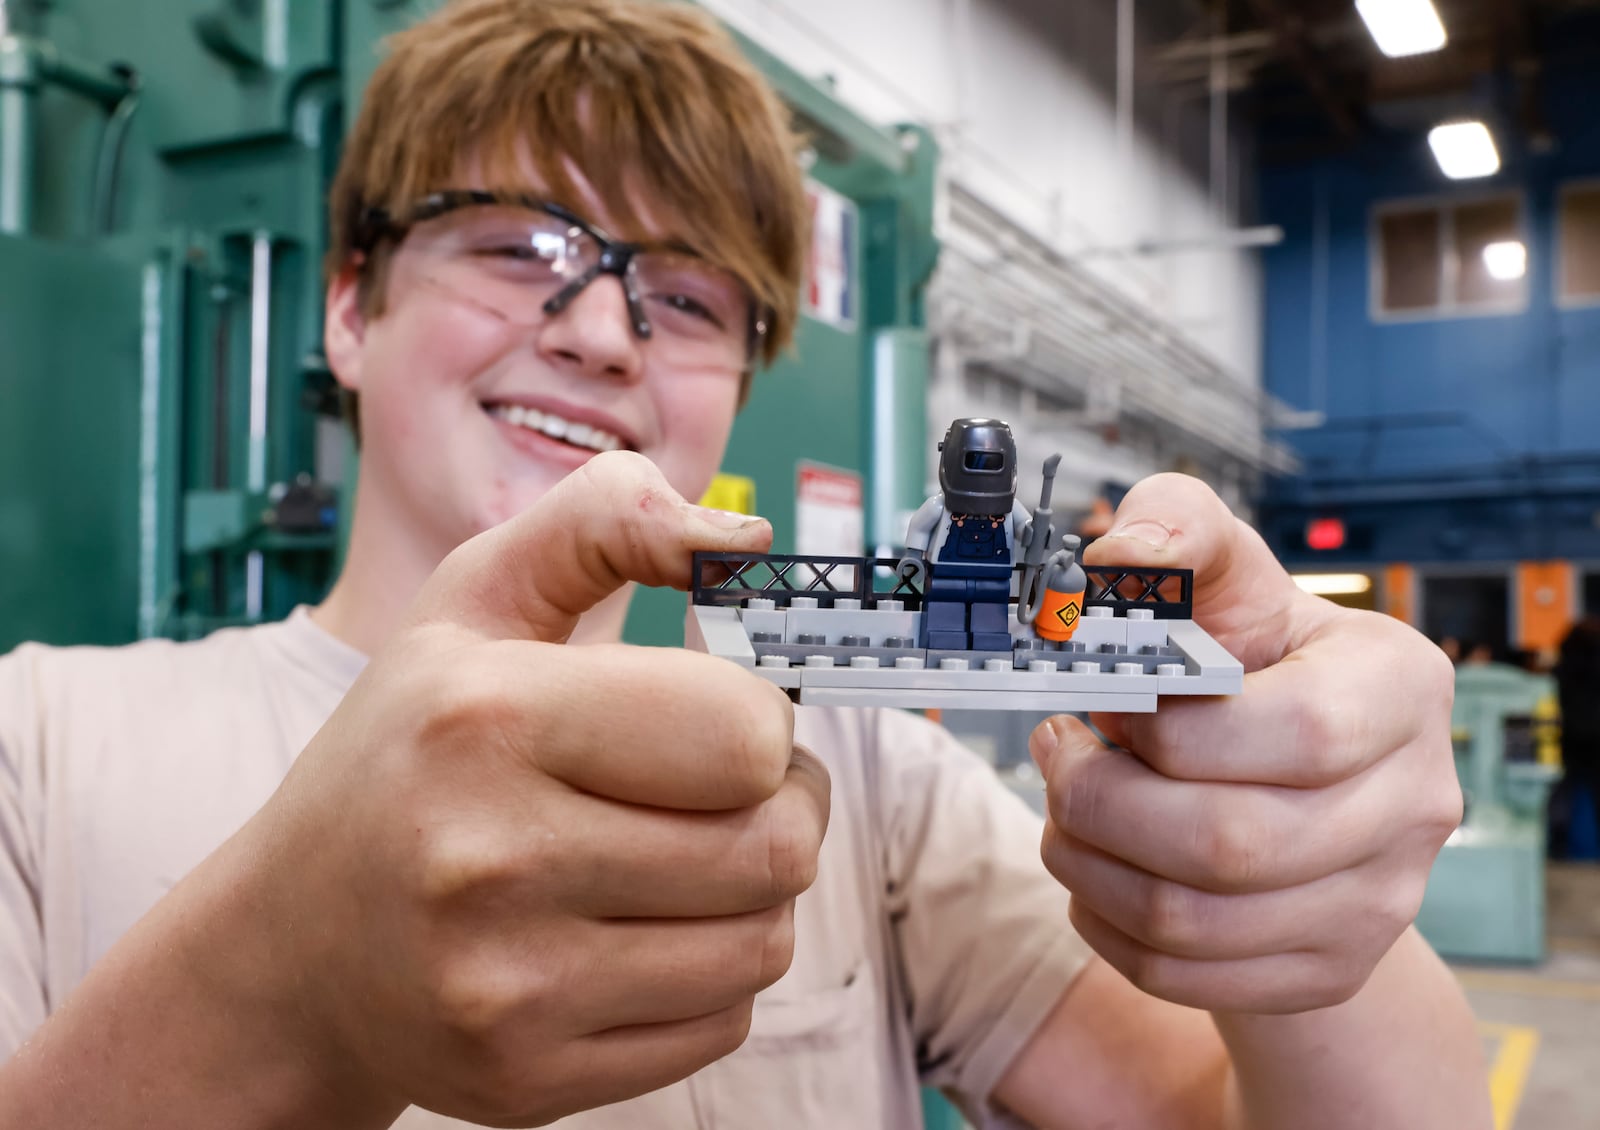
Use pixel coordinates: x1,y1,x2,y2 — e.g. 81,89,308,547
924,575,1012,651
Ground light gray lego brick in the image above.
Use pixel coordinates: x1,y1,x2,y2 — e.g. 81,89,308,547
795,663,1160,696
686,605,756,667
1069,613,1129,651
1159,620,1245,696
751,665,803,690
924,649,1014,669
1157,670,1244,696
753,643,920,666
796,686,1160,712
783,606,922,645
739,607,789,638
1023,650,1179,675
1125,616,1170,652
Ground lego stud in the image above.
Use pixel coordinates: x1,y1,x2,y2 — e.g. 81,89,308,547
792,597,820,609
1157,663,1187,677
1071,661,1101,674
1028,659,1059,673
804,655,836,668
894,656,926,669
849,656,879,668
939,658,970,671
1114,662,1142,676
984,658,1010,672
759,655,791,668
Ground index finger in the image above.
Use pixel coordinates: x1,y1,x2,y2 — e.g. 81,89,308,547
410,451,773,646
1090,608,1455,788
458,639,804,810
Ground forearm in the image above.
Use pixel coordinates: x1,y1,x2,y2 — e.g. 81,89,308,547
1215,928,1491,1130
0,830,400,1130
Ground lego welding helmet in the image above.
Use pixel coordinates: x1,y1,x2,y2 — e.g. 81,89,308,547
937,418,1017,516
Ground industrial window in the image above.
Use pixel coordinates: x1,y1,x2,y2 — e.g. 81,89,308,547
1374,195,1527,318
1558,183,1600,304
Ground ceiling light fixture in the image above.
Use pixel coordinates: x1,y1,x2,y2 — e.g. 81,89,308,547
1292,574,1374,597
1429,121,1501,180
1356,0,1448,57
1483,240,1527,281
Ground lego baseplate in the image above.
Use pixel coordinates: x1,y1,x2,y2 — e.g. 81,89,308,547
686,598,1244,713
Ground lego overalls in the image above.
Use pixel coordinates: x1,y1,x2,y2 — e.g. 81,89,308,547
923,513,1014,652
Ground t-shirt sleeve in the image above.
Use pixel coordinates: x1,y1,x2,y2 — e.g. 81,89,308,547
0,646,48,1055
873,708,1091,1127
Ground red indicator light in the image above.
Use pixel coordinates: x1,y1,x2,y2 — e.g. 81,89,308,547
1306,518,1346,551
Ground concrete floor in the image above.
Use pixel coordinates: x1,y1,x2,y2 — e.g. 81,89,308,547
1455,862,1600,1129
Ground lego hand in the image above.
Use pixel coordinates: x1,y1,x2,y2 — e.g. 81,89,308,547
896,552,928,591
1030,472,1460,1015
241,452,830,1125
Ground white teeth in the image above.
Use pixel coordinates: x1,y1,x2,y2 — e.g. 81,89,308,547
490,404,625,453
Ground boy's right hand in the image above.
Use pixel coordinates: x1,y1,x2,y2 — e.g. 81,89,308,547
249,452,829,1126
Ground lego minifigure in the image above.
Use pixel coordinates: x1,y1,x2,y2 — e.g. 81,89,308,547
897,418,1035,653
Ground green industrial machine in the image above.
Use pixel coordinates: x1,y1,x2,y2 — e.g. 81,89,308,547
1,0,939,653
1415,664,1561,964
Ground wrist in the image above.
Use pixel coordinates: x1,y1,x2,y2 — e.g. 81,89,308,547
0,817,401,1130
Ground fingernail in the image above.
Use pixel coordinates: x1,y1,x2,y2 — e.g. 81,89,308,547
693,505,765,530
1029,715,1067,774
1104,518,1173,549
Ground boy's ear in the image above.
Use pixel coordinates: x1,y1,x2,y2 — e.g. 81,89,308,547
325,263,369,392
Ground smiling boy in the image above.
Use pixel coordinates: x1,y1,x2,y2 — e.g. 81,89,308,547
0,2,1489,1128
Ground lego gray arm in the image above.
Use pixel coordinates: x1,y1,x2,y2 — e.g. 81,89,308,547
1011,499,1035,555
896,496,945,589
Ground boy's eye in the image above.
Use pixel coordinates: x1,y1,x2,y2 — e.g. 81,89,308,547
655,292,723,327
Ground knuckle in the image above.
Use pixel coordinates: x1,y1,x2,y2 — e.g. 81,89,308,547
712,1000,756,1059
1140,879,1198,952
430,954,524,1047
412,654,519,753
1194,806,1266,890
758,905,798,989
1291,697,1356,778
1378,874,1428,938
725,685,794,798
762,795,820,901
1118,945,1180,1001
416,825,533,907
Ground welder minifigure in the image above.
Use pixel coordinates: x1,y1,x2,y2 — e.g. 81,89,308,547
898,418,1034,652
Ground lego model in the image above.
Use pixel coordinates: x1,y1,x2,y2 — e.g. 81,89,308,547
685,418,1243,713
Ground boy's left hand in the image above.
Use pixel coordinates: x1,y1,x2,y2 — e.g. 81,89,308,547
1030,473,1461,1015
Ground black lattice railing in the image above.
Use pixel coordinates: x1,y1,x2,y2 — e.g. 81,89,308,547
1083,566,1194,619
692,553,924,608
691,554,1195,619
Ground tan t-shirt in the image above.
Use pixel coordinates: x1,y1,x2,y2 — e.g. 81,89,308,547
0,609,1090,1128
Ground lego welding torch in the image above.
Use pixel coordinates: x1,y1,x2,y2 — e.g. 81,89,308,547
1017,455,1087,642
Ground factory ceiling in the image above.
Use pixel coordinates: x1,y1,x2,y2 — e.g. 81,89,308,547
1157,0,1600,160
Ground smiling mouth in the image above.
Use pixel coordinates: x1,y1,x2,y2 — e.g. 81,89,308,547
484,403,633,454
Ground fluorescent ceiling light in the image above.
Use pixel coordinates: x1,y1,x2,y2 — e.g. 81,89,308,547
1356,0,1448,58
1292,574,1374,596
1483,240,1527,281
1428,121,1500,180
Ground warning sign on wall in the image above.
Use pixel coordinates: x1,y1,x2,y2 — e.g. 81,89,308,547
796,462,864,558
803,180,857,331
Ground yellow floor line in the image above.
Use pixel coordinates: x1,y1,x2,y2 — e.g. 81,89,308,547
1457,968,1600,1003
1481,1023,1540,1130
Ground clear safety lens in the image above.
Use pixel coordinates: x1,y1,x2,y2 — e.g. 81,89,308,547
405,204,754,370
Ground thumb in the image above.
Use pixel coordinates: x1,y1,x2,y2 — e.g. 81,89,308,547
409,451,772,643
1081,473,1323,669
